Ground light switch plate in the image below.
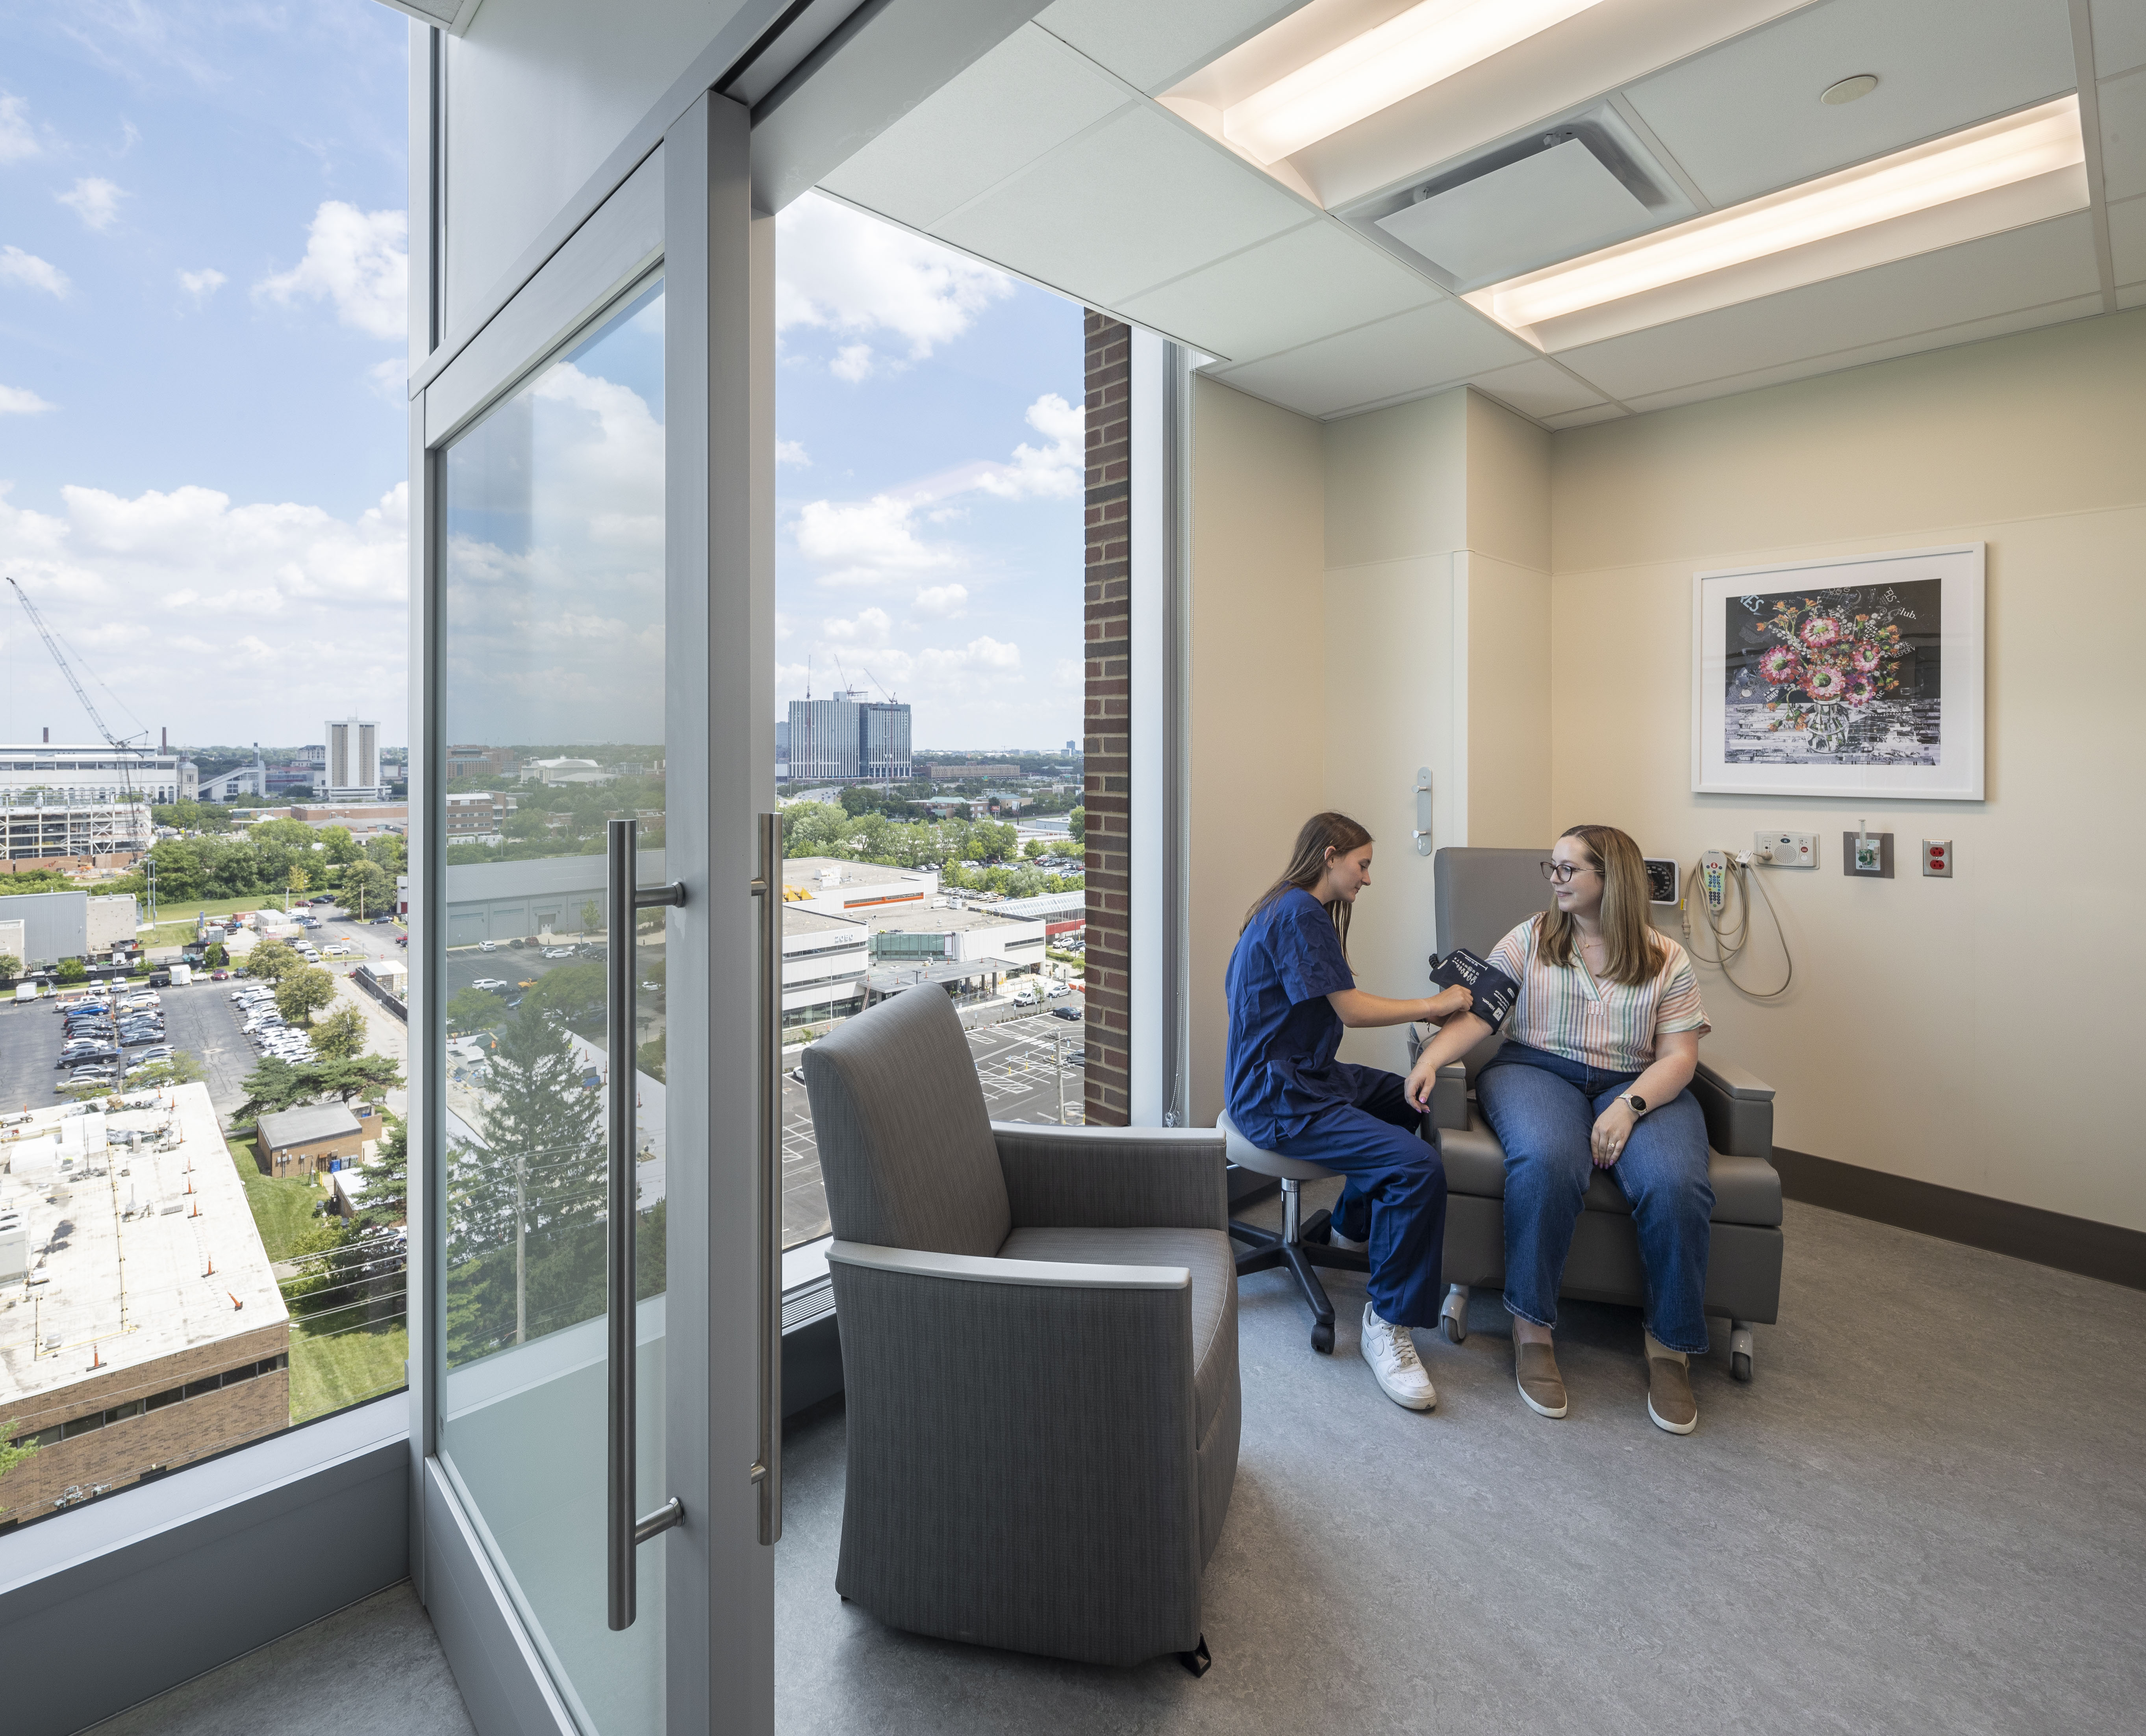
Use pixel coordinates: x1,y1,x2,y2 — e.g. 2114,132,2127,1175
1754,830,1816,868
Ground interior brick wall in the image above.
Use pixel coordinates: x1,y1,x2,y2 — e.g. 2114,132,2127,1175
1082,313,1132,1125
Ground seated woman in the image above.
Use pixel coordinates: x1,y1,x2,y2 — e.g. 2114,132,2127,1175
1226,812,1473,1412
1407,823,1714,1434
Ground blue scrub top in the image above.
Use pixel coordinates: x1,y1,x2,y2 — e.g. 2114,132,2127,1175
1225,886,1359,1147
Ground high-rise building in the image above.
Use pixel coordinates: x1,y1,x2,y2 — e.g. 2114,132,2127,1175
324,717,382,800
786,696,912,784
859,702,912,782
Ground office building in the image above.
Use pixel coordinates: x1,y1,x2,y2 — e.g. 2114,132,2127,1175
785,694,912,784
0,744,187,805
20,7,2144,1736
323,717,382,800
0,889,138,965
857,701,912,782
445,744,519,780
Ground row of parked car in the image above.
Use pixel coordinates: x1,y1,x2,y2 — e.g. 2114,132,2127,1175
232,983,317,1065
55,990,174,1092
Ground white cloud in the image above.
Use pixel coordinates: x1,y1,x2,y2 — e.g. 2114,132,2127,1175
369,358,404,402
255,202,407,339
974,393,1082,500
177,266,226,300
57,176,124,232
823,606,891,646
0,479,408,740
776,193,1014,379
794,495,956,588
919,636,1020,678
776,439,811,467
912,583,967,619
0,246,69,298
0,94,39,165
0,385,55,415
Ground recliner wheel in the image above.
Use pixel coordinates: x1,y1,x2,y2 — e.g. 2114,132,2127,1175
1310,1320,1334,1354
1731,1350,1752,1383
1443,1313,1466,1345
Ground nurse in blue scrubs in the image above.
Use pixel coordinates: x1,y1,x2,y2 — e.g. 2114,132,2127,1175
1225,811,1473,1411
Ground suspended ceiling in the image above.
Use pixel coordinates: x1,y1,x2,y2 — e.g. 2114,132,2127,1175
815,0,2145,428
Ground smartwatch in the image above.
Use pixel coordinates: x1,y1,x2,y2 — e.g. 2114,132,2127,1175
1620,1093,1647,1116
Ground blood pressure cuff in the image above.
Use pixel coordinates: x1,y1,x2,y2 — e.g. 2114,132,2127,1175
1428,948,1520,1031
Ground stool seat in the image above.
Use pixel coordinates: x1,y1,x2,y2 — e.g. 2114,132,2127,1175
1217,1109,1336,1183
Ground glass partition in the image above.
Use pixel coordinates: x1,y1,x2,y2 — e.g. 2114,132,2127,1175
434,278,669,1736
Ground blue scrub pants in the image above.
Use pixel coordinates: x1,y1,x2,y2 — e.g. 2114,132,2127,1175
1275,1067,1448,1329
1476,1042,1713,1354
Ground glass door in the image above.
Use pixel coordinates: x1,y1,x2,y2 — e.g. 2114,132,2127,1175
413,94,771,1736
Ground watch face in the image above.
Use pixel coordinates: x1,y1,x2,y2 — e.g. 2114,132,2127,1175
1629,1095,1647,1113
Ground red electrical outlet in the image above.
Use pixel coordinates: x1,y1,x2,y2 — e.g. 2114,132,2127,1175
1922,839,1952,878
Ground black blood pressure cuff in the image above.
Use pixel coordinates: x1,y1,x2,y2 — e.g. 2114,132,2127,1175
1428,949,1520,1031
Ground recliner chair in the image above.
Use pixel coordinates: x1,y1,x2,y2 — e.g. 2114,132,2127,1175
805,983,1238,1671
1414,847,1783,1378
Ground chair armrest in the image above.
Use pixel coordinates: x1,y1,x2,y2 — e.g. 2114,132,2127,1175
992,1123,1228,1232
1690,1055,1776,1159
1431,1063,1469,1131
827,1239,1192,1291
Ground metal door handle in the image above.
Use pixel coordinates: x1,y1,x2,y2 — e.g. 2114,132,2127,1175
607,817,687,1632
748,812,783,1545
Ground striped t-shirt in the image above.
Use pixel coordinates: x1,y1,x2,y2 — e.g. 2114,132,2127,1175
1485,918,1710,1072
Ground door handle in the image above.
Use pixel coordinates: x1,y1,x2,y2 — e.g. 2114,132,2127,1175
606,817,686,1632
748,812,783,1545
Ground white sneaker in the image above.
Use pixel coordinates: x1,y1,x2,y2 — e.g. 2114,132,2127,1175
1360,1302,1436,1411
1328,1224,1368,1254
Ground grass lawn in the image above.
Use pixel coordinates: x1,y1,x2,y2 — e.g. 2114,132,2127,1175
226,1137,327,1261
289,1321,408,1424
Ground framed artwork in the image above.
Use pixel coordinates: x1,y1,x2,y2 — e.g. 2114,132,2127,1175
1691,543,1985,801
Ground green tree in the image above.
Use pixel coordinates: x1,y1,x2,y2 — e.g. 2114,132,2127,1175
203,942,228,968
580,898,604,935
0,953,20,981
362,1112,408,1223
321,826,360,866
276,964,339,1026
637,1033,666,1083
286,863,311,908
1068,806,1085,849
309,1006,368,1060
1023,838,1047,859
364,833,407,874
246,939,302,986
447,986,510,1031
524,962,606,1035
315,1052,404,1104
126,1051,207,1091
0,1420,39,1516
56,957,87,984
343,859,392,918
236,1056,315,1122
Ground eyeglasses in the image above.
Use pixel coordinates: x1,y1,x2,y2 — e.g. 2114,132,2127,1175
1539,861,1597,885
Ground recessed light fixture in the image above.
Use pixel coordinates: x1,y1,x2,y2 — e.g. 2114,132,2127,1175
1221,0,1611,165
1471,95,2083,332
1822,73,1881,105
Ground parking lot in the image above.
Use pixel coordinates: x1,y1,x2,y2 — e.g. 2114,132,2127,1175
778,1005,1084,1247
0,976,264,1120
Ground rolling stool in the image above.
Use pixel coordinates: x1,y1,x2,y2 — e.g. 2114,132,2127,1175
1219,1109,1370,1353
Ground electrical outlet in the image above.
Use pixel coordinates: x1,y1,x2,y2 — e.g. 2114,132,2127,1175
1922,839,1952,877
1753,830,1816,868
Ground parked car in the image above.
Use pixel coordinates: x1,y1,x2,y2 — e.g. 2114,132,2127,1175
369,915,395,924
148,971,172,988
1043,981,1071,998
210,969,229,980
1051,1005,1081,1022
479,940,496,952
471,978,510,992
541,946,575,959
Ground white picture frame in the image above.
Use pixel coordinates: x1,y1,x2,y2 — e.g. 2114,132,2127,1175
1691,543,1984,801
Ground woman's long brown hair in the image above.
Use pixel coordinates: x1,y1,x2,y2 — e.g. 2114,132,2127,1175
1243,812,1373,954
1537,823,1664,986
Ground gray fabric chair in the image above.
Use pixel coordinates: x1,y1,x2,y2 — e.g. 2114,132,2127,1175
1412,847,1784,1379
806,984,1238,1671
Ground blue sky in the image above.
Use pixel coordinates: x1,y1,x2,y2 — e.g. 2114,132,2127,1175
0,0,1083,756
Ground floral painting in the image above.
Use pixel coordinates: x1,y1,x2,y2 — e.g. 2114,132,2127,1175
1723,579,1941,766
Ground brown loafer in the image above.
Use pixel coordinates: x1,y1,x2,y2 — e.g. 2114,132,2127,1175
1515,1341,1568,1418
1646,1353,1698,1435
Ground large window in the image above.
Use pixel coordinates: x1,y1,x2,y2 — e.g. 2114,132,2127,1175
769,197,1089,1250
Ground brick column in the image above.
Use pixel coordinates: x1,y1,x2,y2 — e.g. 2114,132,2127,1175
1082,313,1131,1125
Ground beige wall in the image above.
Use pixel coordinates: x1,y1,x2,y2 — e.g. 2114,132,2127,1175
1549,309,2146,1230
1188,378,1327,1126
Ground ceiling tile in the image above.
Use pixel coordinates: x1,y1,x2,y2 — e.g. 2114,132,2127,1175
1616,294,2106,414
1541,402,1629,429
819,26,1133,231
2092,0,2146,80
932,105,1310,308
1208,299,1535,418
2109,191,2146,284
2100,65,2146,204
1466,357,1609,420
1118,221,1439,363
1556,214,2101,401
1033,0,1301,94
1624,0,2078,207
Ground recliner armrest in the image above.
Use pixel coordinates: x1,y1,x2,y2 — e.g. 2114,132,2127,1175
1432,1063,1469,1131
828,1239,1192,1291
1690,1055,1776,1159
993,1123,1229,1232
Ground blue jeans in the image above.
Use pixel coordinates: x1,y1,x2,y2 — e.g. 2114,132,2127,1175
1476,1042,1713,1354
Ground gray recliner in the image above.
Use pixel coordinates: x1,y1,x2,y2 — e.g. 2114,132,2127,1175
1412,848,1783,1378
806,984,1238,1671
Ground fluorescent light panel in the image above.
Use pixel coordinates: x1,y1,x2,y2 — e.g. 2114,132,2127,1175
1222,0,1610,165
1479,96,2085,330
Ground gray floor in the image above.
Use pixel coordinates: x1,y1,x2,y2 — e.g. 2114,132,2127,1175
776,1192,2146,1736
96,1196,2146,1735
86,1583,474,1736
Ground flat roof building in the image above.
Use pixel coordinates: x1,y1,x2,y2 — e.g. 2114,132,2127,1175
0,1084,289,1515
780,857,938,919
256,1102,381,1178
0,746,189,806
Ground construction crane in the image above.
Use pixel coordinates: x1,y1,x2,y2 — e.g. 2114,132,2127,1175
7,574,150,857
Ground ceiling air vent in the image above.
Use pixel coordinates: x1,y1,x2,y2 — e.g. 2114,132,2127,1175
1374,127,1669,291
